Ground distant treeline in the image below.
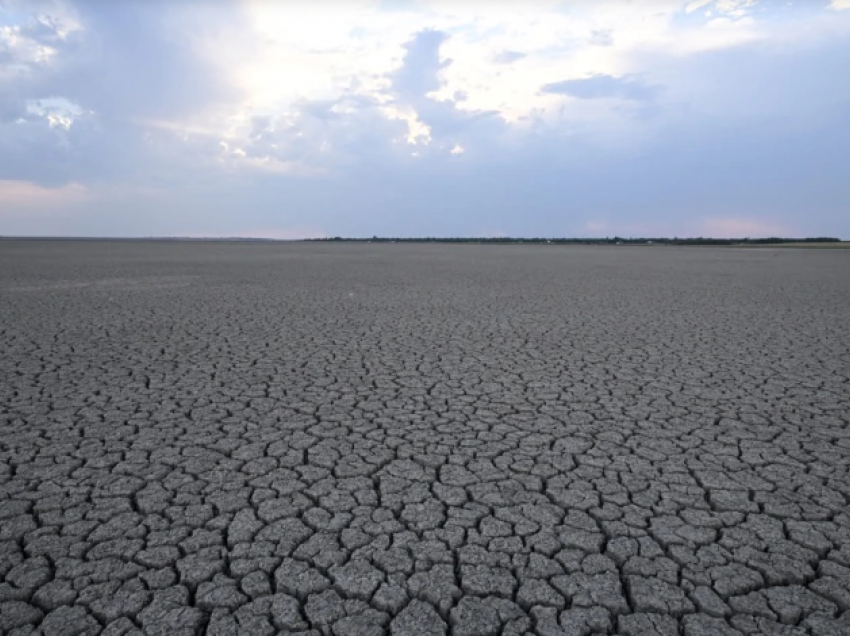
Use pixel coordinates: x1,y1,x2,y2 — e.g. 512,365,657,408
2,236,841,245
307,236,841,246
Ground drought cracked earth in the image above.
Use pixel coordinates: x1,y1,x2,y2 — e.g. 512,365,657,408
1,241,849,636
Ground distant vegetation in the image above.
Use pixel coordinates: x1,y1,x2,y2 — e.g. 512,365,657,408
308,236,841,246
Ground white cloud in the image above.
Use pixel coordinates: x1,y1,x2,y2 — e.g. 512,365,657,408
831,0,850,10
213,0,782,145
0,1,82,72
685,0,714,13
26,97,84,129
49,0,831,185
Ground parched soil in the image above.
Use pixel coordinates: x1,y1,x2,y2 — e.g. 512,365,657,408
1,241,849,636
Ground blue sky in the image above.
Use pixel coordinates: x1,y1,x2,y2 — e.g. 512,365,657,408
1,0,849,238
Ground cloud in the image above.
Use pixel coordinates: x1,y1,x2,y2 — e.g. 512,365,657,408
55,2,244,121
390,29,451,105
686,0,757,18
492,50,525,64
0,0,249,189
381,29,504,152
831,0,850,10
541,74,662,102
686,0,715,13
237,93,410,172
588,30,613,46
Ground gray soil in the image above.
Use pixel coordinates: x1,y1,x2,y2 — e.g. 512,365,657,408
1,240,849,636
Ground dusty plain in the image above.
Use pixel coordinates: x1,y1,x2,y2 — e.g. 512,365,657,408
1,240,849,636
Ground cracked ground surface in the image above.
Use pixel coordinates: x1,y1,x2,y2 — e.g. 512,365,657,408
1,240,849,636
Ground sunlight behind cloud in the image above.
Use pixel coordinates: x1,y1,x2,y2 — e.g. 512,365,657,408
224,0,773,144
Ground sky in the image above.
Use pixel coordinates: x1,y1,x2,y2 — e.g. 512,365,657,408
1,0,849,239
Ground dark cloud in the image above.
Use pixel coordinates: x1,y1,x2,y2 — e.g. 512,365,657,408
0,9,84,100
52,2,244,121
0,0,248,187
0,1,246,120
240,93,407,172
19,13,70,45
542,74,662,101
389,29,451,104
387,29,503,142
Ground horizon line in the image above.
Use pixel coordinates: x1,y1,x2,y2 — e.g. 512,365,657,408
0,236,846,243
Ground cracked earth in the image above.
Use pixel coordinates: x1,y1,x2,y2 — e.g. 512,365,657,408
1,241,849,636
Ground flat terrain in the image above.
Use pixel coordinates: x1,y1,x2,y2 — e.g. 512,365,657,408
1,241,849,636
